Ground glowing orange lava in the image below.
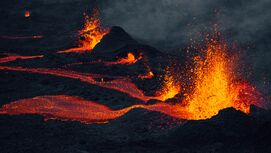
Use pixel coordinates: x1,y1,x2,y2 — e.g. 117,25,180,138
25,11,30,18
0,95,190,124
155,70,180,101
104,52,142,65
0,35,266,123
181,39,263,119
138,71,154,79
58,9,109,53
0,66,160,102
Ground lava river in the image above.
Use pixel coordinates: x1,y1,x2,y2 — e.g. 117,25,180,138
0,66,162,102
0,34,267,123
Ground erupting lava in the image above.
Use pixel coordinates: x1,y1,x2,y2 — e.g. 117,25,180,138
0,33,266,123
156,69,180,101
182,39,263,119
58,9,109,53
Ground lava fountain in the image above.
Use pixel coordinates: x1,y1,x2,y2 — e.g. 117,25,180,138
58,9,109,53
155,68,181,101
0,34,266,123
182,39,264,119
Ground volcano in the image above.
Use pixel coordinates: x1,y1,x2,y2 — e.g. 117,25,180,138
0,1,271,153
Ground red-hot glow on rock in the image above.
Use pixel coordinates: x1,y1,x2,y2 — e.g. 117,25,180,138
58,9,109,53
104,52,143,66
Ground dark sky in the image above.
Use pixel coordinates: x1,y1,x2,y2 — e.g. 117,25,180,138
98,0,270,48
98,0,271,94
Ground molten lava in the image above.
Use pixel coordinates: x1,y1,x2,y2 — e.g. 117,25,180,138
115,52,141,65
138,71,154,79
0,33,266,123
0,95,190,124
156,71,180,101
0,66,159,102
58,9,109,53
24,10,30,18
182,40,262,119
0,54,44,64
104,52,142,65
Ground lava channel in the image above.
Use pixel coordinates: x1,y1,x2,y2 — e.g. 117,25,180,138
0,66,161,102
0,54,44,64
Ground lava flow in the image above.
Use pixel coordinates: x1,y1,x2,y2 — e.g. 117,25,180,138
0,36,266,123
0,95,190,124
104,52,143,65
58,9,109,53
0,54,44,64
0,66,158,102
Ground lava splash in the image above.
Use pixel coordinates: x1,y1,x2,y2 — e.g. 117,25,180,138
182,39,264,119
58,9,109,53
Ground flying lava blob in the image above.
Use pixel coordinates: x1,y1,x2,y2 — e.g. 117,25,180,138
58,9,109,53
